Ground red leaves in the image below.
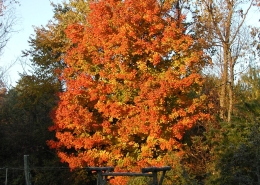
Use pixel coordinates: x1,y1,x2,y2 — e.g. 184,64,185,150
48,0,209,178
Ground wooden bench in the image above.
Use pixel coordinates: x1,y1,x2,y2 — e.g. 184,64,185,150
85,166,171,185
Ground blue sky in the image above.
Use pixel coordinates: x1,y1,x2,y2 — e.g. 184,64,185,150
0,0,64,87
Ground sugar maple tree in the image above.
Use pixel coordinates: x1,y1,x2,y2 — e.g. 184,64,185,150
48,0,209,181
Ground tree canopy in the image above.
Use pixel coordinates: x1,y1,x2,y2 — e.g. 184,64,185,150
48,0,210,179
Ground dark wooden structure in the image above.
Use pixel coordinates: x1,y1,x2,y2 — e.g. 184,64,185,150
85,166,171,185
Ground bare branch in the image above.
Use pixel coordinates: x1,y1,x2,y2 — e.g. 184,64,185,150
0,0,18,57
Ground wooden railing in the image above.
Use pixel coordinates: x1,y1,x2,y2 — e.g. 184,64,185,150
85,166,171,185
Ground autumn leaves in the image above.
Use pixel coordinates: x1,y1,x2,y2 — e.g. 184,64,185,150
49,0,209,177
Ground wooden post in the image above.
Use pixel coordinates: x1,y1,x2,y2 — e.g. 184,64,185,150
97,170,104,185
5,168,8,185
142,166,171,185
85,167,114,185
158,170,166,185
152,171,158,185
24,155,31,185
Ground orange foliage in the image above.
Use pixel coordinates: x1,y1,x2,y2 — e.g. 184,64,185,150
48,0,209,180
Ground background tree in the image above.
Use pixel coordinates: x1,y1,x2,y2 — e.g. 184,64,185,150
203,65,260,184
0,1,96,184
0,0,19,89
0,75,96,185
0,0,18,56
191,0,259,122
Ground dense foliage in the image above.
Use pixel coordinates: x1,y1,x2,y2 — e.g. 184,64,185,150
48,0,209,177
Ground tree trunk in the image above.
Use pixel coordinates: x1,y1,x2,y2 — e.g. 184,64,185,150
220,44,229,120
228,56,234,122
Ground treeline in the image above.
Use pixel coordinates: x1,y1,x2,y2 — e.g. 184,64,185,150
0,0,260,184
